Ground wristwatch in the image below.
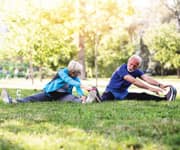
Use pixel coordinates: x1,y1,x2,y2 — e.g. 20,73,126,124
157,84,161,87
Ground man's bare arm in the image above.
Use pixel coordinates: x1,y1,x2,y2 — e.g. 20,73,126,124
124,74,163,94
140,74,170,89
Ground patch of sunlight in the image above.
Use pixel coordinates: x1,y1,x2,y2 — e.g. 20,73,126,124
0,124,122,150
1,120,24,127
0,108,8,113
0,120,166,150
118,137,165,150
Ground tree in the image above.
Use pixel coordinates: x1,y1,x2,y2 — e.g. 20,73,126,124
3,2,78,82
145,23,180,76
162,0,180,32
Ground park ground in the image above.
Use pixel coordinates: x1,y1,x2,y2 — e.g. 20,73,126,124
0,77,179,150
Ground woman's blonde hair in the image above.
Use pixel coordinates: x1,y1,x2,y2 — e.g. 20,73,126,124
68,60,83,73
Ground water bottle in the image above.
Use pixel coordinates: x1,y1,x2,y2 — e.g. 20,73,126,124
16,89,21,100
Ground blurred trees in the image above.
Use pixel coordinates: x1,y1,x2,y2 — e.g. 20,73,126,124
1,0,135,79
143,0,180,77
0,0,179,80
145,24,180,76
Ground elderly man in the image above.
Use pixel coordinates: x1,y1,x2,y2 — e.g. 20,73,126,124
87,55,177,102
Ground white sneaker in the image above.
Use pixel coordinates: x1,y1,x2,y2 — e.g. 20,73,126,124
92,87,101,103
1,89,12,103
85,90,97,103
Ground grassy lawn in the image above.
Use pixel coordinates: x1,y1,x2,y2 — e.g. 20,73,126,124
0,89,180,150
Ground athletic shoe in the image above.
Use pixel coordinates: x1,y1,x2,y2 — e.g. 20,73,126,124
165,86,174,101
91,86,101,102
1,89,12,103
12,99,18,103
171,86,177,101
86,90,97,103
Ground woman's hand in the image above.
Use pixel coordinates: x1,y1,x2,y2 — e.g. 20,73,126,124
81,96,86,103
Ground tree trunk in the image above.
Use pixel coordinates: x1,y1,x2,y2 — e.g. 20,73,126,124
78,34,86,79
76,0,86,79
175,11,180,78
177,68,180,78
39,66,43,82
29,63,34,84
175,10,180,32
29,52,34,85
94,33,98,87
161,67,164,76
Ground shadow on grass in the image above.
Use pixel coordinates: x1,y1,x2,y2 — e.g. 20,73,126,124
0,94,180,150
0,138,25,150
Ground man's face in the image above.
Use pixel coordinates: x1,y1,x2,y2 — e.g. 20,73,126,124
127,58,140,72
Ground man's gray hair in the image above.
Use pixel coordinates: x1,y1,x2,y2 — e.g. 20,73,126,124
68,60,83,72
128,55,142,65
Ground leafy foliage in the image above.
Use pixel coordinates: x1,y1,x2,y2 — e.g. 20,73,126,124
145,23,180,70
1,0,179,77
1,0,137,78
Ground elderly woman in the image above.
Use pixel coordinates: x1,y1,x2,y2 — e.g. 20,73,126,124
1,60,89,103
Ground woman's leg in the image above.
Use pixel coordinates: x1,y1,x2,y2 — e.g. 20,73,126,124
49,91,82,103
57,94,82,103
17,92,51,103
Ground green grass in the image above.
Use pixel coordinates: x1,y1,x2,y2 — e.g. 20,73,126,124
0,89,180,150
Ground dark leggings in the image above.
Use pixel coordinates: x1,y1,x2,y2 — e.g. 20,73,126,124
125,92,166,101
101,91,166,101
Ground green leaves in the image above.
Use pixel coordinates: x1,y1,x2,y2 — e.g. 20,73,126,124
145,23,180,69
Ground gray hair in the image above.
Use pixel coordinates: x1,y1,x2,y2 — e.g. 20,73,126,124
68,60,83,73
128,55,142,65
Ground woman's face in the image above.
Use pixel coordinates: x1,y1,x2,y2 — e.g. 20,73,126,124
69,71,81,77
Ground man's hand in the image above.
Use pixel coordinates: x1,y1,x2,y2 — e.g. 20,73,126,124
141,74,171,90
81,86,94,92
149,87,164,95
159,84,171,89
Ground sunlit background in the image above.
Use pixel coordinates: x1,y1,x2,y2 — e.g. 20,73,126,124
0,0,179,81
